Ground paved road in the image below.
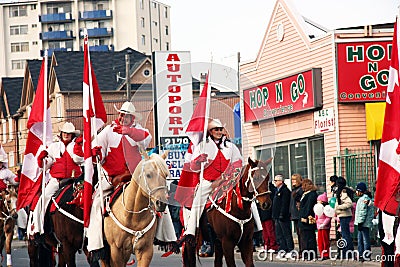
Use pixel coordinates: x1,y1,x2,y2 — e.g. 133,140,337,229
6,240,385,267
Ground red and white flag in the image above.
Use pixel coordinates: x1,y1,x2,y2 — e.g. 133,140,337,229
375,18,400,216
17,58,52,211
175,73,210,207
82,31,107,227
185,72,211,146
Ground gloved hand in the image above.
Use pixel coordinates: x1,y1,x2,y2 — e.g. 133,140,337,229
37,150,48,168
75,135,83,145
113,125,149,141
91,146,102,157
73,142,84,157
194,153,208,165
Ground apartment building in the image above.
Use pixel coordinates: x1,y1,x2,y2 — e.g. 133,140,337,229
0,0,171,77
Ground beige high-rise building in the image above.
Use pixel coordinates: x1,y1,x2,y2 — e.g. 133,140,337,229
0,0,171,77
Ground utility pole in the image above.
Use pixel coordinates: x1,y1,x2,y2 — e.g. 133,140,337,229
125,53,131,100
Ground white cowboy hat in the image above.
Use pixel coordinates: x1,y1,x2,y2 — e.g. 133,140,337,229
59,122,80,135
207,118,226,131
0,154,8,163
114,102,142,120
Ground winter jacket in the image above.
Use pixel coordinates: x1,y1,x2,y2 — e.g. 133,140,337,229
272,183,291,221
334,189,353,217
290,185,303,220
315,208,332,230
355,194,374,228
298,190,318,230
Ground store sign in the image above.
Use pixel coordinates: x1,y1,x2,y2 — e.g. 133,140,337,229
243,68,322,123
337,41,391,102
314,108,335,134
153,51,193,178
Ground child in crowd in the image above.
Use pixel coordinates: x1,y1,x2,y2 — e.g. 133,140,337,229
315,192,332,260
354,182,374,262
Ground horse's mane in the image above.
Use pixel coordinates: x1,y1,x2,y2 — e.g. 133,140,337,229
147,153,170,178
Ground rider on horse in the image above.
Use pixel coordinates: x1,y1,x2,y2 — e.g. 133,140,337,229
28,122,83,239
87,101,177,260
0,154,18,199
181,118,243,243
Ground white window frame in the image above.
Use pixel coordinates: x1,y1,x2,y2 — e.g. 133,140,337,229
8,118,13,141
9,6,27,17
9,152,14,167
141,35,146,45
56,94,62,121
11,42,29,53
2,120,6,143
11,60,25,70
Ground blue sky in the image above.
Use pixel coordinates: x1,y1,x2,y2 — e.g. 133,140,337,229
162,0,398,68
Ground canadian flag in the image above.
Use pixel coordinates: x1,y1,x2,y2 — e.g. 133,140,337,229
17,57,52,211
82,30,107,227
375,18,400,216
175,73,210,207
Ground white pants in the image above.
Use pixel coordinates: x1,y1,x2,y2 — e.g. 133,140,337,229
29,177,60,235
251,201,263,232
184,179,213,236
87,177,177,252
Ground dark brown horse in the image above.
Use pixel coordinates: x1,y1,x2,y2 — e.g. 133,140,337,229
0,190,18,267
183,157,273,267
27,179,97,267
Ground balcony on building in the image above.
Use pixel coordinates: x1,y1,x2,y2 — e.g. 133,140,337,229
40,30,74,41
40,47,73,57
40,13,73,23
79,44,114,52
82,27,113,38
80,10,112,20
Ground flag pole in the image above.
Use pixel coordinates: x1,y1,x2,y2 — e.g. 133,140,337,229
85,29,104,215
196,66,212,230
40,50,48,234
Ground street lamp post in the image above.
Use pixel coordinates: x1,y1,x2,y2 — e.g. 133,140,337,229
125,53,131,100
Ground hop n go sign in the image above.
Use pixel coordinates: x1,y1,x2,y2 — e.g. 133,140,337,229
314,108,335,134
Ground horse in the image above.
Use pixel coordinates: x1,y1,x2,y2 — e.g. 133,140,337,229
183,157,273,267
0,190,18,267
27,178,96,267
100,151,170,267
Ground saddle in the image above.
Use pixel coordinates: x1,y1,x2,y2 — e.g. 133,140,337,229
205,169,243,213
49,179,83,214
103,182,128,216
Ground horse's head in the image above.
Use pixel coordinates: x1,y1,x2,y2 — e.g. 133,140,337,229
0,190,18,220
135,150,169,212
244,157,273,210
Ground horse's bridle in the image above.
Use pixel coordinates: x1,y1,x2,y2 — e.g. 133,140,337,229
243,166,271,202
0,194,17,223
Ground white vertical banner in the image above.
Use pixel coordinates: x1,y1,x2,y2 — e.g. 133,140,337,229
153,51,193,179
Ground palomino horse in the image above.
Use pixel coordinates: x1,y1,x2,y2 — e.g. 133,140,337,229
183,157,273,267
102,151,170,267
0,190,18,267
27,179,96,267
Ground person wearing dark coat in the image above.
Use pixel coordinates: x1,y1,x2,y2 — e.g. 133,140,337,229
290,173,303,252
257,182,279,252
272,174,294,255
298,178,318,260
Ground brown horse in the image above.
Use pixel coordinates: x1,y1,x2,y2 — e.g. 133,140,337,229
183,157,273,267
0,190,18,267
101,151,170,267
27,179,96,267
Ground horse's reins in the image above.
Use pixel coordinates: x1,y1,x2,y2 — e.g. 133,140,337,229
106,157,169,251
0,196,16,223
210,165,271,243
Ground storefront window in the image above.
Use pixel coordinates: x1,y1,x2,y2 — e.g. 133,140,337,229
289,142,308,178
257,137,325,190
310,138,326,193
273,146,289,179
